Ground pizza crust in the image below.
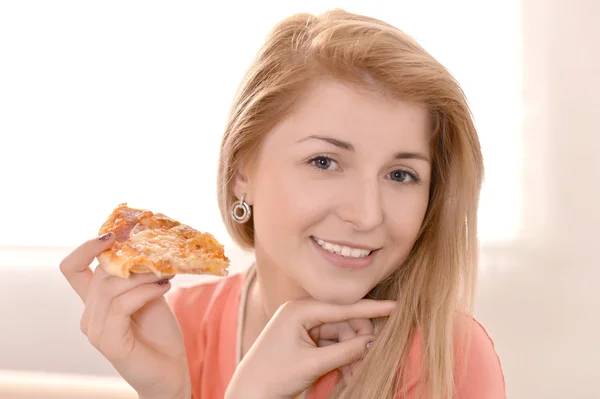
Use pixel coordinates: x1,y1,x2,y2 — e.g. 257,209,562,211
98,203,230,278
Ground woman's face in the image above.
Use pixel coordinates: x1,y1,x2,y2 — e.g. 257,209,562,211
236,78,432,305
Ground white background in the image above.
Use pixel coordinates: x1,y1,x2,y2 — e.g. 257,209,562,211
0,0,521,251
2,1,599,398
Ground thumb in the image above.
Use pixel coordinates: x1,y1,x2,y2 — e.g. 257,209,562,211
312,334,374,375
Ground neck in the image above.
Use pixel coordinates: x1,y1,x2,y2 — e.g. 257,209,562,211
250,249,310,322
240,253,310,359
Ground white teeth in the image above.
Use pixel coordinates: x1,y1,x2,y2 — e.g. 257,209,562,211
350,248,363,258
314,237,372,258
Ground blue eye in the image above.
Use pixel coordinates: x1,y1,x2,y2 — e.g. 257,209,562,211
389,170,419,183
310,156,338,170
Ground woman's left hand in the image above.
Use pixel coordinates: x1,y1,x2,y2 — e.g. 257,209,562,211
225,298,396,399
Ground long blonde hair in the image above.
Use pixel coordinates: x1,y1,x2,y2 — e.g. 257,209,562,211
217,9,483,399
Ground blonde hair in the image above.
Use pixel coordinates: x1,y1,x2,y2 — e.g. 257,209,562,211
217,9,483,399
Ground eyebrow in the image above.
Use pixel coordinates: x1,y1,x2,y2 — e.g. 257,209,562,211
298,134,431,163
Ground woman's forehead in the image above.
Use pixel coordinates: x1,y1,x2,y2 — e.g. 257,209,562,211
265,79,432,152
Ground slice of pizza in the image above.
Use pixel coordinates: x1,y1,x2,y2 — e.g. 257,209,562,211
97,203,230,278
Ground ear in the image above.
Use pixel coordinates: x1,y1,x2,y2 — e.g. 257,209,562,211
232,166,254,205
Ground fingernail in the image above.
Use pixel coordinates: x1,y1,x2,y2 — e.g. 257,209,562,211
366,341,373,350
98,232,113,241
156,279,170,285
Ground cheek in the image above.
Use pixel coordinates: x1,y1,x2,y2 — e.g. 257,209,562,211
251,166,332,243
385,190,429,241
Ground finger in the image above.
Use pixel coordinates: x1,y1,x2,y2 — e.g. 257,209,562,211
91,269,174,300
80,263,113,336
308,326,320,343
316,321,355,341
317,339,355,382
59,233,116,302
82,268,173,336
338,322,357,342
296,299,397,330
338,319,373,382
115,279,172,317
309,334,374,376
316,318,373,342
347,318,374,336
90,280,172,356
85,272,174,343
317,339,336,347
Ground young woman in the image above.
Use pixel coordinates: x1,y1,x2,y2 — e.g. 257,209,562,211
60,9,505,399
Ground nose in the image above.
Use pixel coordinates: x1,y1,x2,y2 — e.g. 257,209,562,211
337,178,384,231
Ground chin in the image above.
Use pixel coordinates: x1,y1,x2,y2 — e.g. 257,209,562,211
303,281,370,305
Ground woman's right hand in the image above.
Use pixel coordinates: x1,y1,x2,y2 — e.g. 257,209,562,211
59,233,191,399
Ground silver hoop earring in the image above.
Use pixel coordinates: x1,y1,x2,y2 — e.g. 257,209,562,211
231,194,251,224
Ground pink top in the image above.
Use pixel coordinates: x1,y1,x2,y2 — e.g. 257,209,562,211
167,268,505,398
